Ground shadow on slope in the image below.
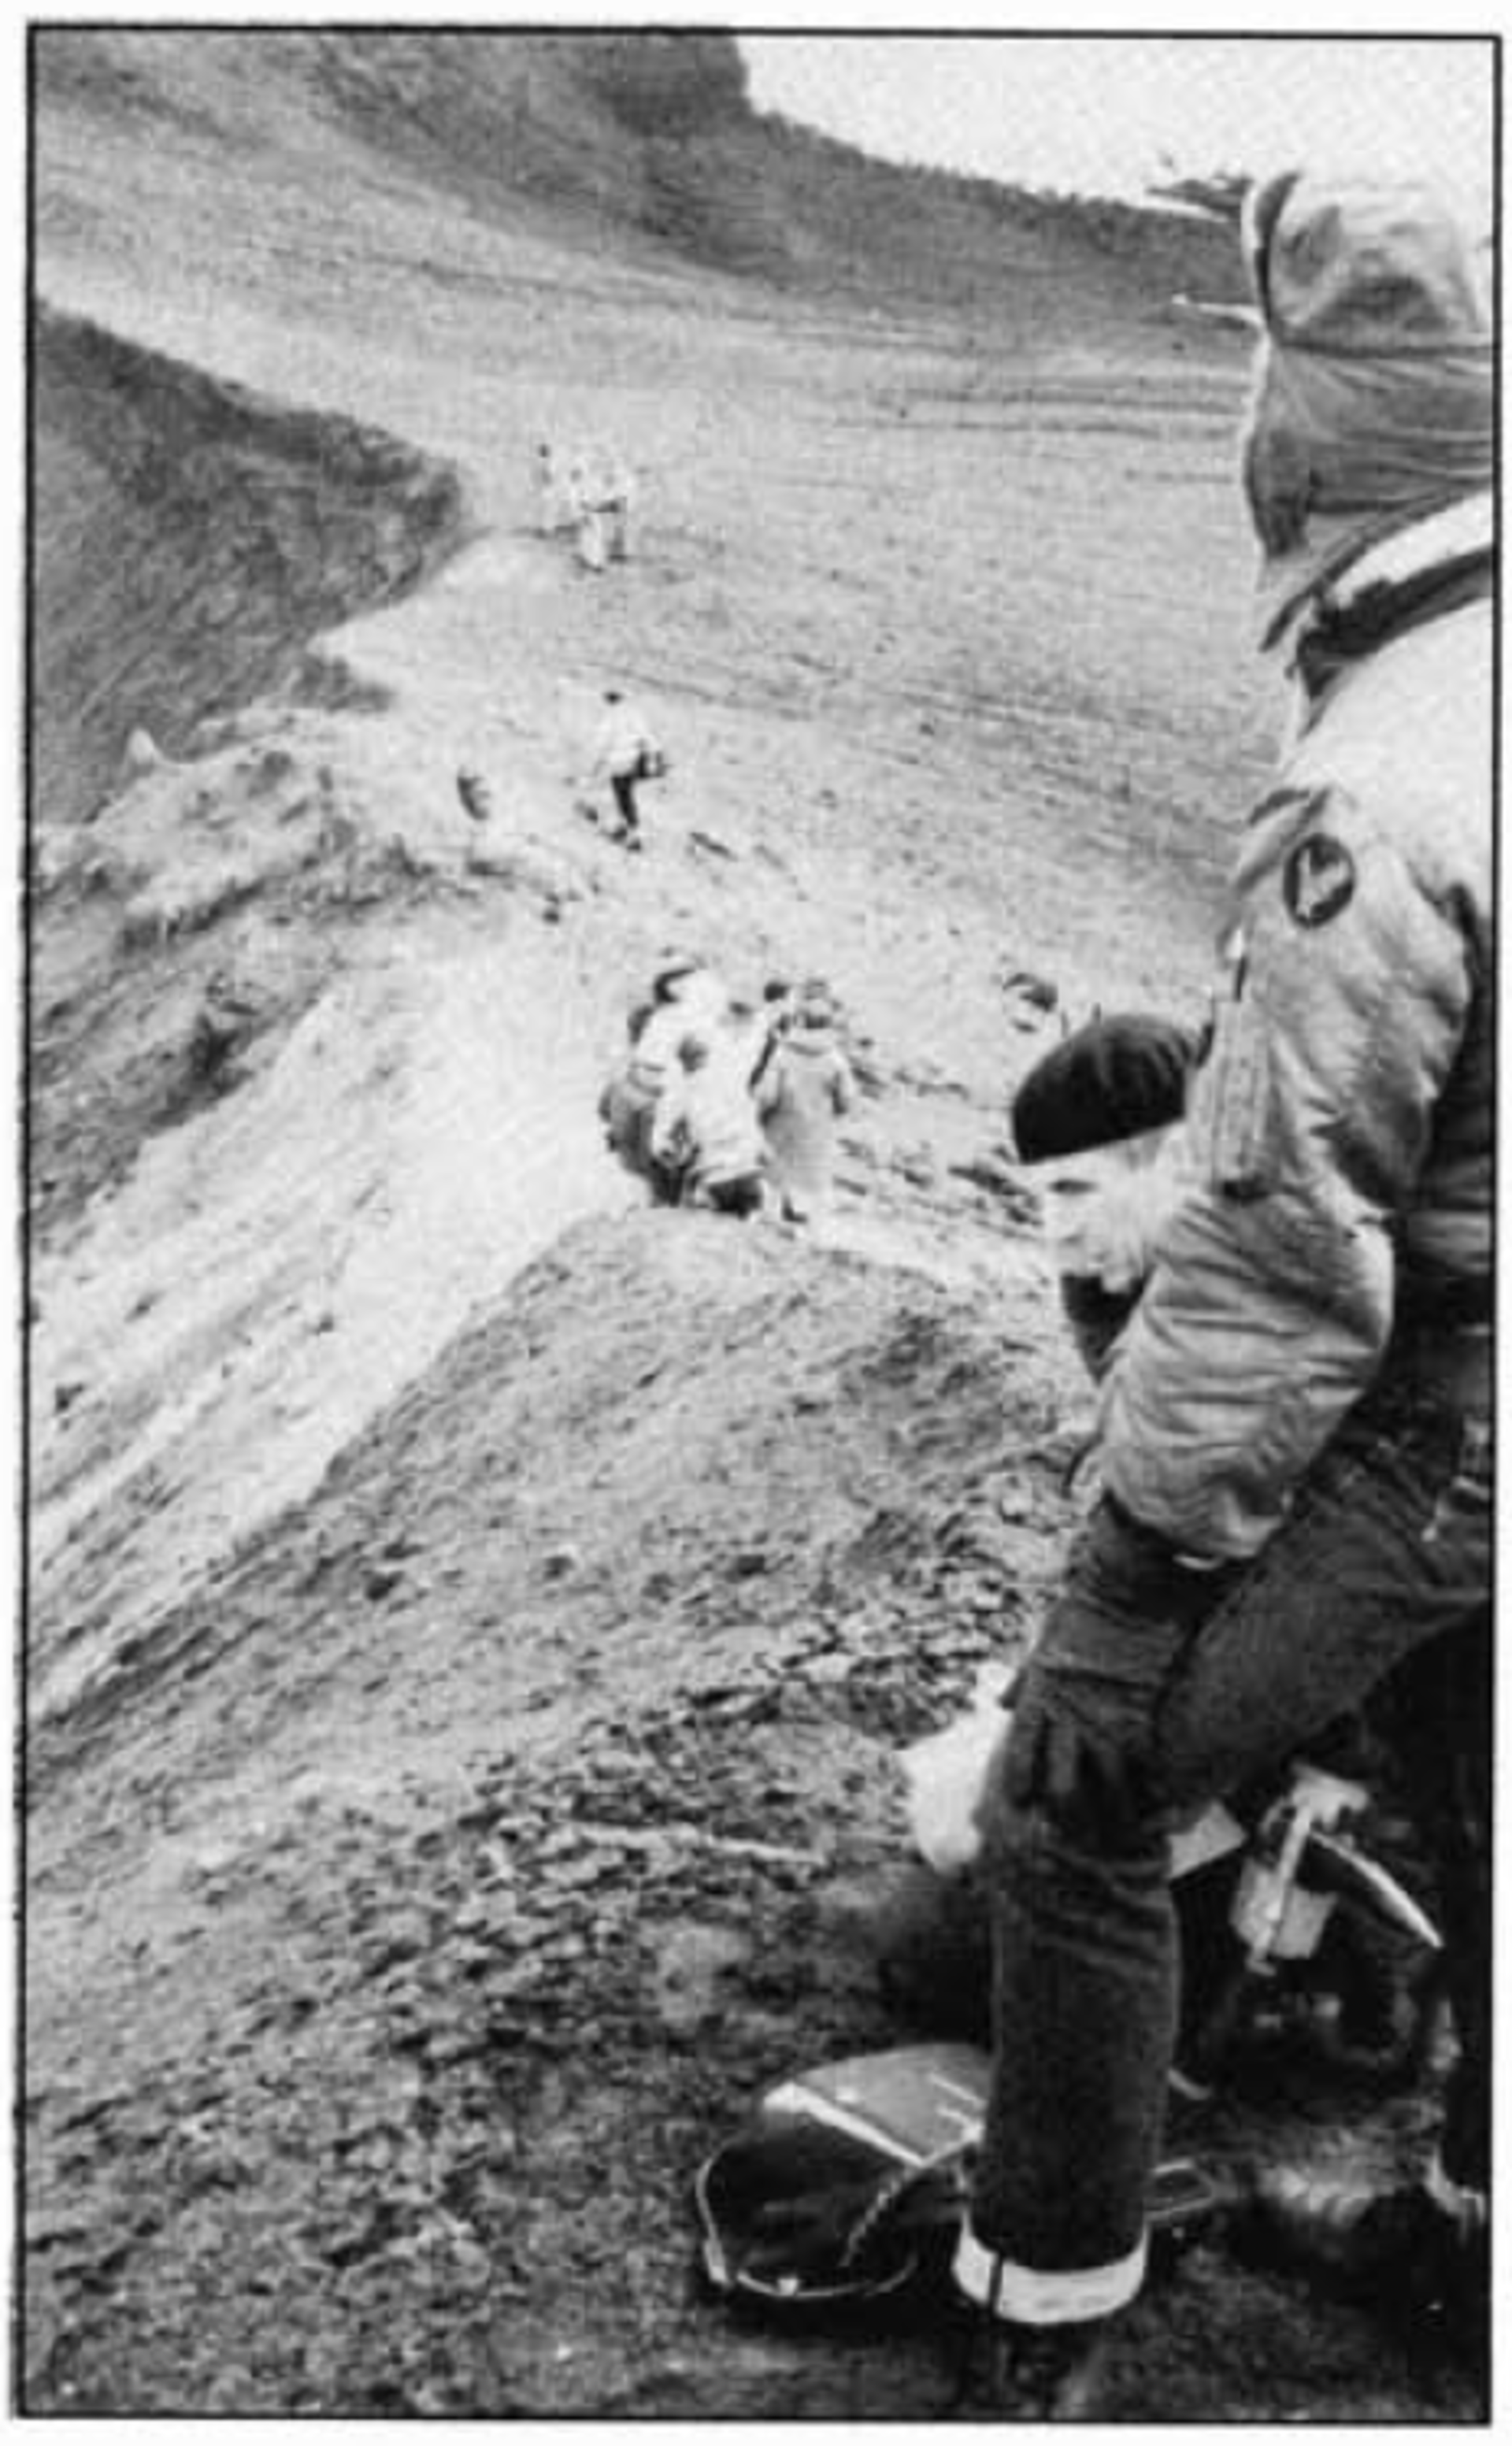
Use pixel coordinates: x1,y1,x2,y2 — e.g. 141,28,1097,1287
32,303,469,828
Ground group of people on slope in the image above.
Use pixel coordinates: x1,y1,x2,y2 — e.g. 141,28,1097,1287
598,954,856,1229
534,435,636,572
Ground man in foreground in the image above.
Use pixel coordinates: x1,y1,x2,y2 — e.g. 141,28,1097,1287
958,169,1492,2416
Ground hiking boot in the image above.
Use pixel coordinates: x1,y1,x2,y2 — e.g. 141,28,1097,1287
1235,2167,1488,2364
954,2314,1114,2421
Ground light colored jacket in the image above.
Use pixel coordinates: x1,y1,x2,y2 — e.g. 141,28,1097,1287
650,1036,766,1191
627,972,730,1095
572,442,635,512
761,1024,856,1206
1099,496,1492,1560
593,697,658,781
536,446,580,533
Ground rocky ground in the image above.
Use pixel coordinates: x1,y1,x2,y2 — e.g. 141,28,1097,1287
24,29,1481,2420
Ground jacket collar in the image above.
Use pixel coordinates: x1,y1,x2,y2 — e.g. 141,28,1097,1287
1289,492,1495,704
1322,492,1494,618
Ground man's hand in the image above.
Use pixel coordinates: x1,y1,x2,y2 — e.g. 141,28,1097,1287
1002,1662,1156,1842
995,1499,1225,1844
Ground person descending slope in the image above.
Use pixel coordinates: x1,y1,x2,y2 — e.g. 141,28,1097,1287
575,443,636,571
533,437,578,536
650,1017,769,1217
758,982,856,1234
598,956,728,1202
589,687,666,851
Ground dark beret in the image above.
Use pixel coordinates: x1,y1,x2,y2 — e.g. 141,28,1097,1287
1011,1014,1200,1162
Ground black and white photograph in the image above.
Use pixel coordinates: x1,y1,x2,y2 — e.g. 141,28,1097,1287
21,14,1495,2421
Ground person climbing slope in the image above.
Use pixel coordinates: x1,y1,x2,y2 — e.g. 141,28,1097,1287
589,687,666,851
598,955,728,1202
758,982,856,1233
650,1019,769,1217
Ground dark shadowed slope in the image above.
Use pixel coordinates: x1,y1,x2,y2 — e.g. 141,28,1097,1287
32,307,469,828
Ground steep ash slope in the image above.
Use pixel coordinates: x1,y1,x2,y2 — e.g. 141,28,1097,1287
25,1217,1073,2414
26,1217,1471,2419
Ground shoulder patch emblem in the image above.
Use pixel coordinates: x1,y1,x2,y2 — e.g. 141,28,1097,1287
1283,834,1357,928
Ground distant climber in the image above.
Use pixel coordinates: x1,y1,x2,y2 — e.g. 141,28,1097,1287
533,437,579,536
533,433,636,569
746,978,795,1097
573,442,636,572
758,980,856,1233
650,1022,769,1218
590,687,666,851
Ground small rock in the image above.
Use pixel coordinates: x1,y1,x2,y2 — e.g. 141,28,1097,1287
649,1922,750,2034
550,1859,609,1892
120,726,164,778
428,2030,481,2069
457,769,494,824
999,967,1058,1013
206,2366,257,2414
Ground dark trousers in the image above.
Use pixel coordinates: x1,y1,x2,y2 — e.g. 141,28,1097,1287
610,768,640,834
700,1174,765,1219
970,1365,1492,2296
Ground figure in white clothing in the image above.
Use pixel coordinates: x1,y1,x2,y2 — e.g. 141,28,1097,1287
650,1025,767,1218
590,688,666,849
574,443,636,571
533,439,580,537
598,956,729,1201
